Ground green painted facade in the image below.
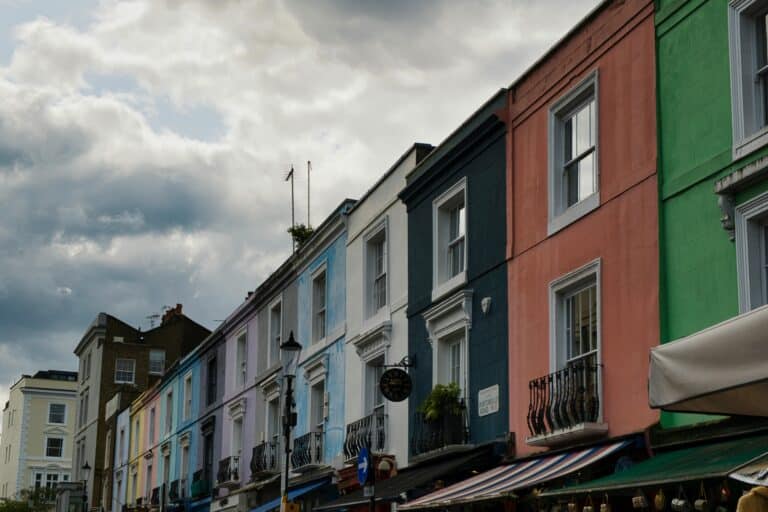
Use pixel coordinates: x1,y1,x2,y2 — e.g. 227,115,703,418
657,0,768,427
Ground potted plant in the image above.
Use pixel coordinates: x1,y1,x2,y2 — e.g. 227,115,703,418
418,383,465,447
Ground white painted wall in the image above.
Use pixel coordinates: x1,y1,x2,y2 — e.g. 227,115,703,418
344,147,419,469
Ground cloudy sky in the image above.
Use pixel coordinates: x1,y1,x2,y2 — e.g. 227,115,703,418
0,0,599,406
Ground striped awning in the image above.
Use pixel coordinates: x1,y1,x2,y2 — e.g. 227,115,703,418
399,440,631,510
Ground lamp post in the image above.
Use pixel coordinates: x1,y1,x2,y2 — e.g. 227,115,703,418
81,462,91,512
280,331,302,512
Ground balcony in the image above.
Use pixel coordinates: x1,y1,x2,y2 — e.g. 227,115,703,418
251,439,280,478
168,480,179,502
343,411,387,461
291,431,324,472
216,456,240,488
411,407,469,461
526,361,607,447
191,469,211,498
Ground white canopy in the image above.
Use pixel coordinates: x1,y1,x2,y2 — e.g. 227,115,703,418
649,304,768,416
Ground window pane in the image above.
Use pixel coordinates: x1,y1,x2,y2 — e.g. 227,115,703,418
576,101,592,155
578,152,595,202
564,117,574,161
565,284,597,361
566,161,579,207
49,404,66,424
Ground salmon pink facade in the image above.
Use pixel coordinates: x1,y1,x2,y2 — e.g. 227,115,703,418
505,0,659,456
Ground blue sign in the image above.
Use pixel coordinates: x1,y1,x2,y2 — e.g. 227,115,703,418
357,447,371,486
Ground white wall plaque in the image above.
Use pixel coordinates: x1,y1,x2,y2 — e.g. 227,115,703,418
478,384,499,417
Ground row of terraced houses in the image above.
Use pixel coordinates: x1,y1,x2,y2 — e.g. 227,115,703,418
51,0,768,511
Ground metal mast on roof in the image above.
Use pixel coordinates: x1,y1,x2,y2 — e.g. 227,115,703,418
285,164,295,251
307,160,311,227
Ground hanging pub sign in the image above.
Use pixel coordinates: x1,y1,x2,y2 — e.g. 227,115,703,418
379,368,412,402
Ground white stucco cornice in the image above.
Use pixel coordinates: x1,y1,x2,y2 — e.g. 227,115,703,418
422,289,474,346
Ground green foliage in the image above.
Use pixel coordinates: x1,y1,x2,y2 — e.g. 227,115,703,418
418,383,462,422
1,487,58,512
287,223,314,248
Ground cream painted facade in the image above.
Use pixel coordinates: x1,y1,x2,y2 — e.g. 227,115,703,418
0,371,78,500
344,144,431,469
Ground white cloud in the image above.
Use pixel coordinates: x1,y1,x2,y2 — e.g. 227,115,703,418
0,0,600,398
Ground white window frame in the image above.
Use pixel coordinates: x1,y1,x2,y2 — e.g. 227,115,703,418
548,70,600,236
149,350,166,375
234,329,248,388
149,408,156,444
548,259,602,419
730,0,768,159
231,417,243,457
115,358,136,384
311,264,328,344
165,390,173,435
364,220,389,318
267,296,283,367
364,355,386,416
47,403,66,425
432,178,468,302
266,396,281,446
182,372,193,421
309,379,327,433
435,330,467,395
735,190,768,311
44,436,64,458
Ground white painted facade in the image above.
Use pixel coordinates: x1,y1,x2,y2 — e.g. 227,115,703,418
344,145,424,469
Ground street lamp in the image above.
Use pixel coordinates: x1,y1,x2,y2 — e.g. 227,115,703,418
81,462,91,512
280,331,302,512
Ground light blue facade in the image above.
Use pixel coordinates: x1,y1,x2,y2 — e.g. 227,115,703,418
294,200,354,465
162,350,204,497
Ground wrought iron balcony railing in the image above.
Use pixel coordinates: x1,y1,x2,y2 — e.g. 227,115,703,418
216,455,240,486
291,431,324,471
343,411,387,460
411,406,468,457
527,360,601,437
191,469,210,498
251,439,280,477
168,480,179,502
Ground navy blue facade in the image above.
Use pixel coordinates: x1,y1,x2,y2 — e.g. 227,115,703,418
400,91,509,453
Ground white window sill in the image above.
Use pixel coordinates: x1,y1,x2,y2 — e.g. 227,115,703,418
431,271,467,303
548,192,600,236
734,128,768,160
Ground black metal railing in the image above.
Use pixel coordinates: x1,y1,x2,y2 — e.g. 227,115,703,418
527,360,601,437
150,487,159,506
216,455,239,485
411,406,468,457
191,469,210,498
343,411,387,460
251,439,280,476
169,480,179,502
291,431,323,469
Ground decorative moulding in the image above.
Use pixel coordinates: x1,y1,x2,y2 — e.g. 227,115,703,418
353,319,392,361
227,397,246,420
258,368,281,401
302,353,329,385
423,289,473,346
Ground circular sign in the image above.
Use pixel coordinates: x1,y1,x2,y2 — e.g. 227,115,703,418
379,368,412,402
357,447,371,486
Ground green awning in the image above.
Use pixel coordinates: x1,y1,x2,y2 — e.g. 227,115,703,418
541,434,768,497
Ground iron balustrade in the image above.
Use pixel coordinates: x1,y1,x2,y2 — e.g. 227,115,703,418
411,406,468,457
168,480,179,502
343,411,387,460
217,455,240,485
527,360,601,437
250,439,280,476
191,469,210,498
291,431,323,470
